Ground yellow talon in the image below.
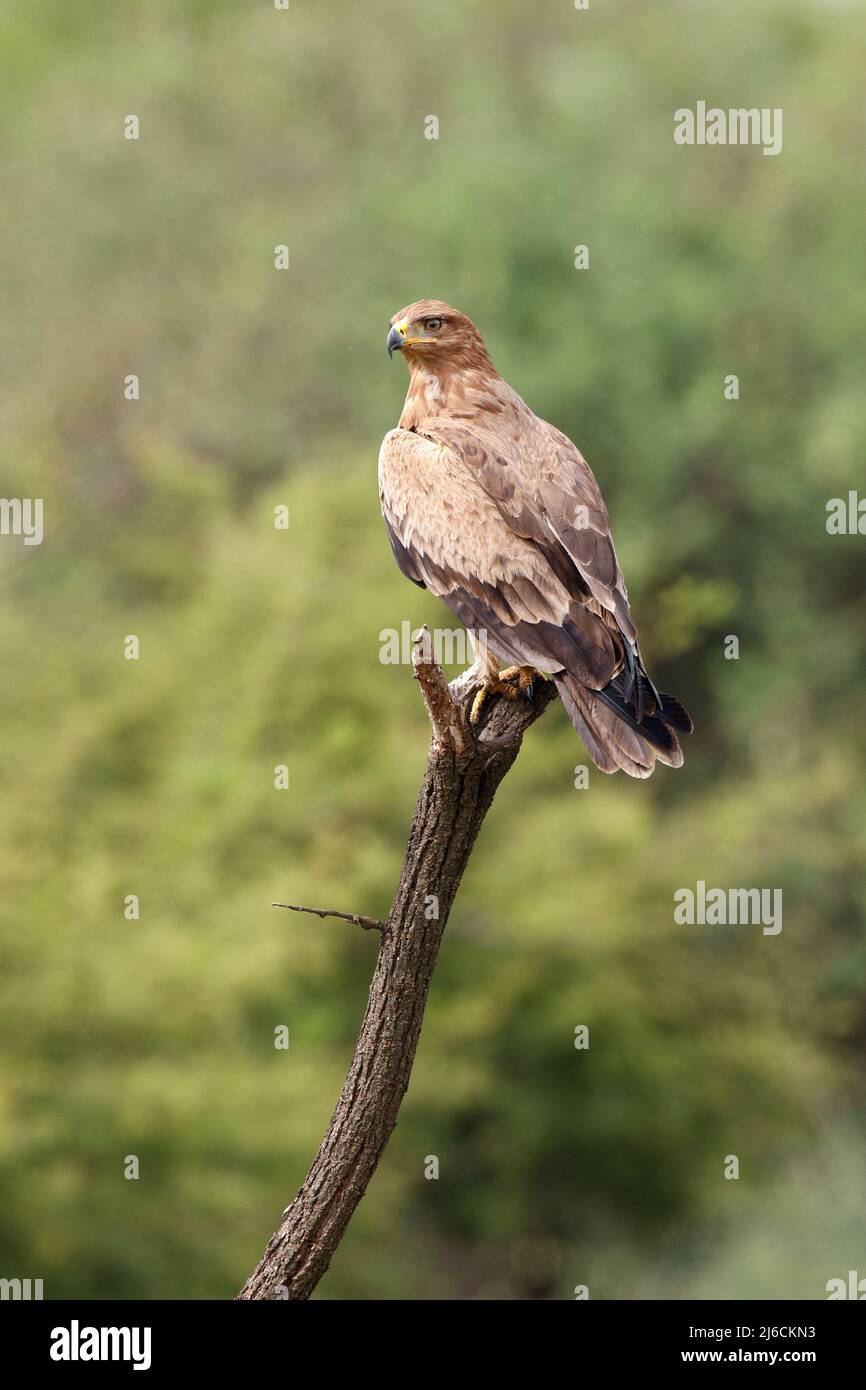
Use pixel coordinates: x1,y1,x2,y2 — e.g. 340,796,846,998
470,685,490,725
469,666,538,724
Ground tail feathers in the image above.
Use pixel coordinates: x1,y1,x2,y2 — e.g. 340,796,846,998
556,671,689,778
611,668,694,734
655,690,693,734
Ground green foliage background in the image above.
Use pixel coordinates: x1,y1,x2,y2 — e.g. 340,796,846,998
1,0,864,1299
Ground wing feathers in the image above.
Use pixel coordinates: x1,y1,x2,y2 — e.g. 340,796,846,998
378,415,691,778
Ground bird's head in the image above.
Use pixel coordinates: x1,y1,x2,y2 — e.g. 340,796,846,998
386,300,491,372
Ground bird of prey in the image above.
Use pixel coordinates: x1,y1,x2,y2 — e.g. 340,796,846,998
378,300,692,777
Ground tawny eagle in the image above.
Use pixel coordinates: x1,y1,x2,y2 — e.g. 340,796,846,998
378,300,692,777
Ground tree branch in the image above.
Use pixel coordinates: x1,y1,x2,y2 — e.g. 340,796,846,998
272,903,385,933
237,628,556,1300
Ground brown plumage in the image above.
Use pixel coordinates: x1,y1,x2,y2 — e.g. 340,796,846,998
378,300,692,777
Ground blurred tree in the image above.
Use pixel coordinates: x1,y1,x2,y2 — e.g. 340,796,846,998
0,0,863,1299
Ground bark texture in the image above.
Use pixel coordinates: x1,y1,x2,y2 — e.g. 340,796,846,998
237,632,555,1300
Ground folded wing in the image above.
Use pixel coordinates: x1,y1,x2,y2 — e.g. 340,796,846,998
378,423,690,776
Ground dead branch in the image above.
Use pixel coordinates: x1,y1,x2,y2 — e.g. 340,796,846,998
272,903,385,932
237,626,556,1299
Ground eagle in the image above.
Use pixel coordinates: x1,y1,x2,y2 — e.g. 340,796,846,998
378,300,692,777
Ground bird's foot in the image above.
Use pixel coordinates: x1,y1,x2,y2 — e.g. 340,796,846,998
469,666,538,725
498,665,538,702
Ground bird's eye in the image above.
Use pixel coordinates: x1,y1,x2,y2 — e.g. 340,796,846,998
424,318,443,332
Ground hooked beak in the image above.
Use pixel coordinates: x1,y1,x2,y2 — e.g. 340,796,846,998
386,319,409,357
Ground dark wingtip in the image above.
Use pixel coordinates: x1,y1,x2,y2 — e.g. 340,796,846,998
656,692,694,734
